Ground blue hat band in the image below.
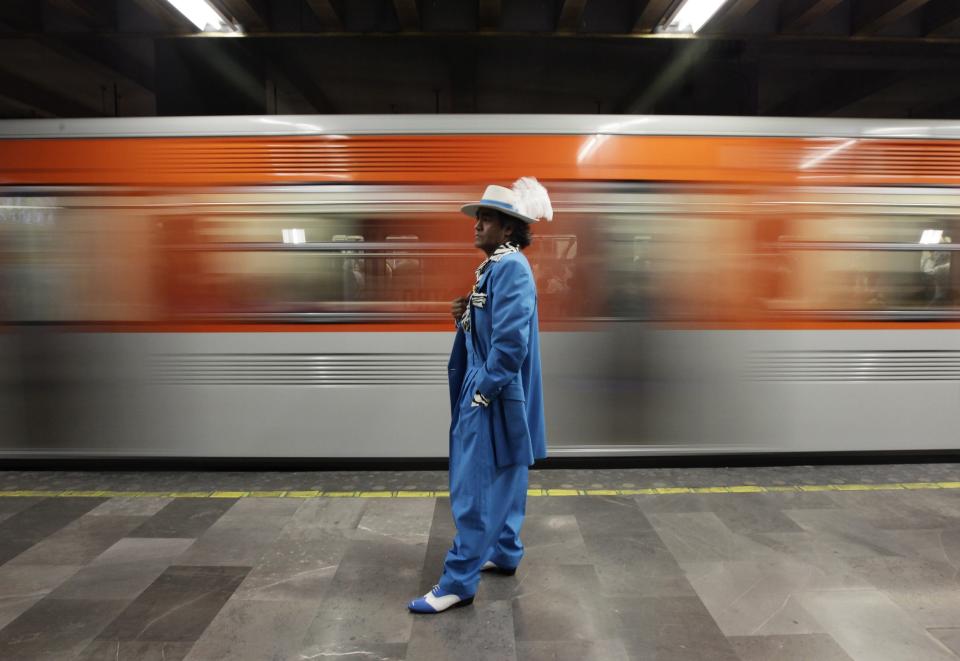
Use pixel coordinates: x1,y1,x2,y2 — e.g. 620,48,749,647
479,198,516,212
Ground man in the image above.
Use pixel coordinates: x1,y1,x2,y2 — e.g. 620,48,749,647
409,177,551,614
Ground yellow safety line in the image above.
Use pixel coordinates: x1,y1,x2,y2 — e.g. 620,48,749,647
0,482,957,499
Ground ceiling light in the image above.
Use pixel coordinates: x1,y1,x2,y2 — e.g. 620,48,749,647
660,0,731,33
164,0,242,33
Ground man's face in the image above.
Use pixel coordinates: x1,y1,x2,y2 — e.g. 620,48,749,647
474,209,511,255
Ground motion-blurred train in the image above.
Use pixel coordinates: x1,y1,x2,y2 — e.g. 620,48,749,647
2,115,959,460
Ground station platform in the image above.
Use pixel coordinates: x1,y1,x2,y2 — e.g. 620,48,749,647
0,463,958,660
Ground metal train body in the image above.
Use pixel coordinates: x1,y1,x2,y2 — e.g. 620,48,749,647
1,115,959,460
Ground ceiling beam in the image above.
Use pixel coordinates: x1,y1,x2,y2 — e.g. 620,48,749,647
780,0,844,32
218,0,269,32
924,0,960,36
854,0,932,36
0,67,100,116
478,0,500,30
557,0,588,32
632,0,676,33
392,0,419,31
304,0,342,31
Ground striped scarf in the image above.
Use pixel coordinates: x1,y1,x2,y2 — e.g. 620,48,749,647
460,242,520,332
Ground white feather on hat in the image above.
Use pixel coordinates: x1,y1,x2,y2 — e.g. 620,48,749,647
460,176,554,224
511,177,553,223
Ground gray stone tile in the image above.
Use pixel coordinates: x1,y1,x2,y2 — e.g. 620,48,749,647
232,531,345,601
221,497,303,518
91,537,197,566
681,558,868,636
845,555,960,628
337,533,429,571
648,512,778,563
182,599,317,661
76,640,194,661
512,565,619,642
929,628,960,657
880,527,960,567
612,595,740,661
0,564,81,630
636,490,840,514
299,563,419,646
0,497,106,565
407,599,516,661
176,515,292,567
0,597,127,661
798,589,959,661
595,560,697,599
728,634,853,661
49,539,195,600
96,565,250,643
520,515,591,564
127,498,237,539
516,639,630,661
8,515,147,566
582,528,697,598
294,642,408,660
88,497,173,517
528,496,653,538
354,498,435,543
287,498,368,536
783,509,921,558
0,497,44,517
827,491,960,530
708,494,807,534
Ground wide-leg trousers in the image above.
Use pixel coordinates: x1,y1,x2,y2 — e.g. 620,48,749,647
438,400,529,598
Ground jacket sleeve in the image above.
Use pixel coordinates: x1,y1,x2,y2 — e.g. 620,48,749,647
475,256,535,400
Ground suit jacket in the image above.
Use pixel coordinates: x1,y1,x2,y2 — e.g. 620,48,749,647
448,251,547,468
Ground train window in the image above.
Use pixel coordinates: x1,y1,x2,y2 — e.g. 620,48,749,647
756,192,960,319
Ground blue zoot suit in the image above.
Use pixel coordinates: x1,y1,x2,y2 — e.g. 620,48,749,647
440,249,548,598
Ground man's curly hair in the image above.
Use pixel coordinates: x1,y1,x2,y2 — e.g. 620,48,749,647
497,211,532,250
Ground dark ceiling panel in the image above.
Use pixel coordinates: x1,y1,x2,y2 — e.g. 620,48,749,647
303,0,343,30
779,0,846,32
854,0,931,37
421,0,478,31
925,0,960,36
580,0,635,32
501,0,563,32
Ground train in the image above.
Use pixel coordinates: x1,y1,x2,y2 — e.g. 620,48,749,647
1,115,959,461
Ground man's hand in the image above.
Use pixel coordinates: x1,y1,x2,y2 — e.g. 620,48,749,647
451,296,468,322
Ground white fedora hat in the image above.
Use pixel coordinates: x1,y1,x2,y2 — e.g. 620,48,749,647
461,177,553,224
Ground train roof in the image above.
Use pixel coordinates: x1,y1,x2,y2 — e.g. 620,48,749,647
2,115,960,141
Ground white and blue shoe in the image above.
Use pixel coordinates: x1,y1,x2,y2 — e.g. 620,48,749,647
481,560,517,576
408,585,474,614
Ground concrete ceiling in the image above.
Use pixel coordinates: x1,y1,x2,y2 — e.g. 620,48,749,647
0,0,958,118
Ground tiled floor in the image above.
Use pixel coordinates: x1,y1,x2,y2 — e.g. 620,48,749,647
0,464,957,660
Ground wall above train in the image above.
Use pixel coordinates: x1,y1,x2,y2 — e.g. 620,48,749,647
0,0,958,119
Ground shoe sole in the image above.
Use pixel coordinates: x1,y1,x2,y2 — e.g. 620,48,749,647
482,566,517,576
